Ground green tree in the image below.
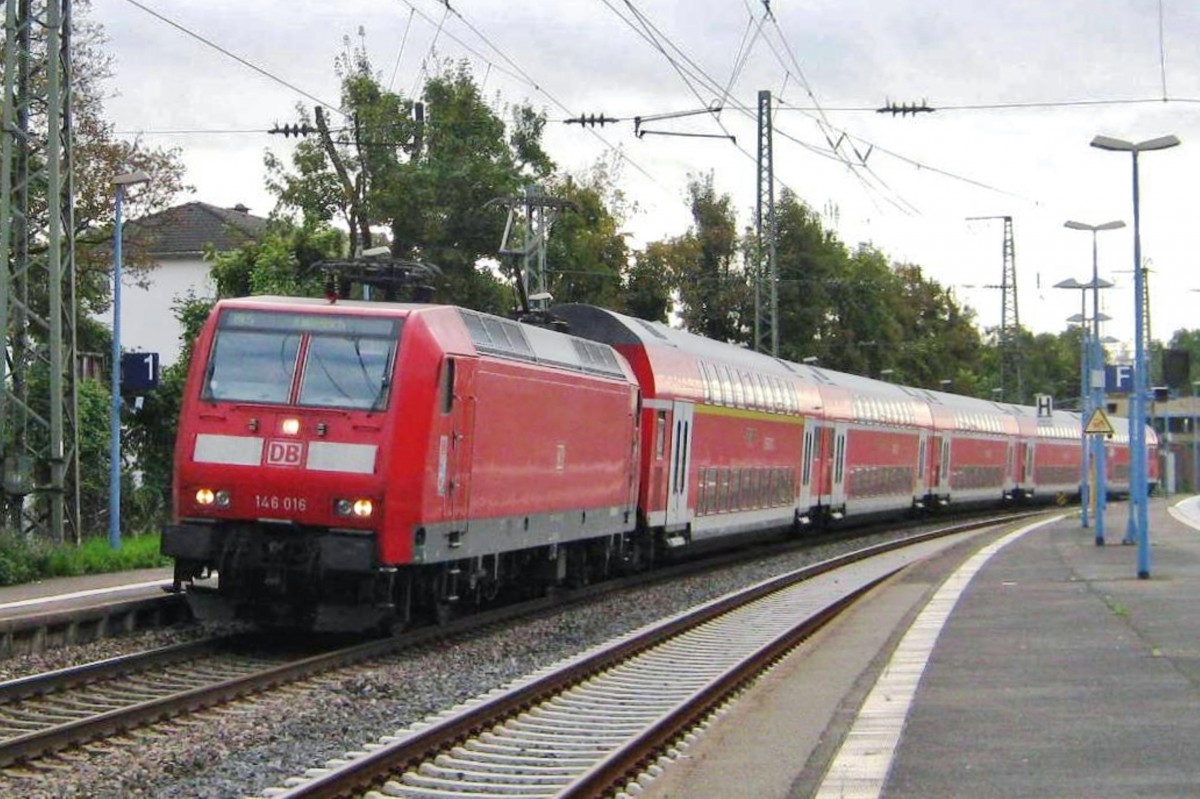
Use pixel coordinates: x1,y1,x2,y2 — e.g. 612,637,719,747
669,173,747,343
773,190,849,361
886,262,983,391
208,221,344,298
623,241,674,323
266,48,553,313
542,158,632,309
1019,328,1082,408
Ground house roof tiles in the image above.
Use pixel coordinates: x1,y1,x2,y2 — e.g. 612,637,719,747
126,201,269,257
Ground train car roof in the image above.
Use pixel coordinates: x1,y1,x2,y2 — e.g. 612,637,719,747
558,304,936,412
555,303,801,375
217,295,423,315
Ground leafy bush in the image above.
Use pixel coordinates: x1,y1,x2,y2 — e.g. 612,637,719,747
0,533,169,586
0,535,42,586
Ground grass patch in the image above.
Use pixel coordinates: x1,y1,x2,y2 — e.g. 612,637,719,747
0,533,169,586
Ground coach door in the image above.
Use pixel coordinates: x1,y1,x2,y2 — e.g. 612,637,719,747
798,422,816,510
915,431,930,500
665,401,694,530
1015,441,1029,485
830,423,848,511
937,434,952,494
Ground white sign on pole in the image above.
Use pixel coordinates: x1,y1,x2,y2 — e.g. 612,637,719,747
1036,394,1054,418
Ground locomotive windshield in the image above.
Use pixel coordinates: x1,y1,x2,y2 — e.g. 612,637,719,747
203,309,400,411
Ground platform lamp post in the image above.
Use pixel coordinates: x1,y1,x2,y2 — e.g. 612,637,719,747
109,170,150,550
1091,134,1180,578
1065,220,1124,544
1057,280,1093,528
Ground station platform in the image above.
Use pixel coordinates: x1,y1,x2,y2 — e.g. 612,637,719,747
0,566,173,621
644,495,1200,799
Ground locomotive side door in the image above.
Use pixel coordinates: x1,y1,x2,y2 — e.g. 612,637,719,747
664,400,694,531
439,357,476,529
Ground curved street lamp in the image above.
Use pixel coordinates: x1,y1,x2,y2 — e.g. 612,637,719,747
1064,219,1124,545
1090,134,1180,578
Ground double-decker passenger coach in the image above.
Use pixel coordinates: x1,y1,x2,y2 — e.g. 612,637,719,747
163,297,641,631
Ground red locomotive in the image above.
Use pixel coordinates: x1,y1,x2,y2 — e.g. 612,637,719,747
163,298,1149,631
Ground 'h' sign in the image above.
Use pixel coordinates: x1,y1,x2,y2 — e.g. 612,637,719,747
1035,394,1054,418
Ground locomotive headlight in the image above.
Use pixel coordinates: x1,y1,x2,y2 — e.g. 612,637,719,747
281,418,301,435
195,488,231,508
334,498,374,518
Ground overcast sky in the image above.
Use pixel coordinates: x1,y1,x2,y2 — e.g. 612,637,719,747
97,0,1200,355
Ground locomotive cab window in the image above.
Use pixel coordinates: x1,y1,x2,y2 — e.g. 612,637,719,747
203,309,400,411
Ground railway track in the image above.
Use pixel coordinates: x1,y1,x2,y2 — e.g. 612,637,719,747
251,514,1033,799
0,511,1040,777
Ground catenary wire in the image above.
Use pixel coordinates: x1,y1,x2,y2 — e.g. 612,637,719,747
119,0,342,114
391,0,660,186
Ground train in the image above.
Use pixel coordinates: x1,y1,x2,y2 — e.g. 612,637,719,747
161,296,1156,632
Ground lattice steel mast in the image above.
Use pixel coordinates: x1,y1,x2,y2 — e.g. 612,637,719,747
0,0,79,542
968,215,1022,403
754,90,778,356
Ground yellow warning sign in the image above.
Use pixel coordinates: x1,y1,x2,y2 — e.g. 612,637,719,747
1084,408,1115,435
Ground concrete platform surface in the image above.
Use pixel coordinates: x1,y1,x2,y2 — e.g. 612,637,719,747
643,496,1200,799
0,567,173,620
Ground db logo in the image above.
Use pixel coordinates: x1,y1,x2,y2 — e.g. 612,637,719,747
265,440,305,467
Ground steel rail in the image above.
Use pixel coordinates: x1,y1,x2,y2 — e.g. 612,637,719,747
262,512,1038,799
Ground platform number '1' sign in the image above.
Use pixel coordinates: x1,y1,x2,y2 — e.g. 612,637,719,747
120,352,160,393
1035,394,1054,418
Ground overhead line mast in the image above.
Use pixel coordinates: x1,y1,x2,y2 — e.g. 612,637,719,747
967,215,1022,403
0,0,79,543
755,89,778,357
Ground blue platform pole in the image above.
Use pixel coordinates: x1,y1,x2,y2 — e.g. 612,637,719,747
1078,292,1091,528
1093,134,1180,577
1124,149,1147,571
108,171,150,550
108,182,127,551
1092,338,1108,545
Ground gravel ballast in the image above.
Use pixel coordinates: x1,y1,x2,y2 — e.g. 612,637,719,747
0,533,905,798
